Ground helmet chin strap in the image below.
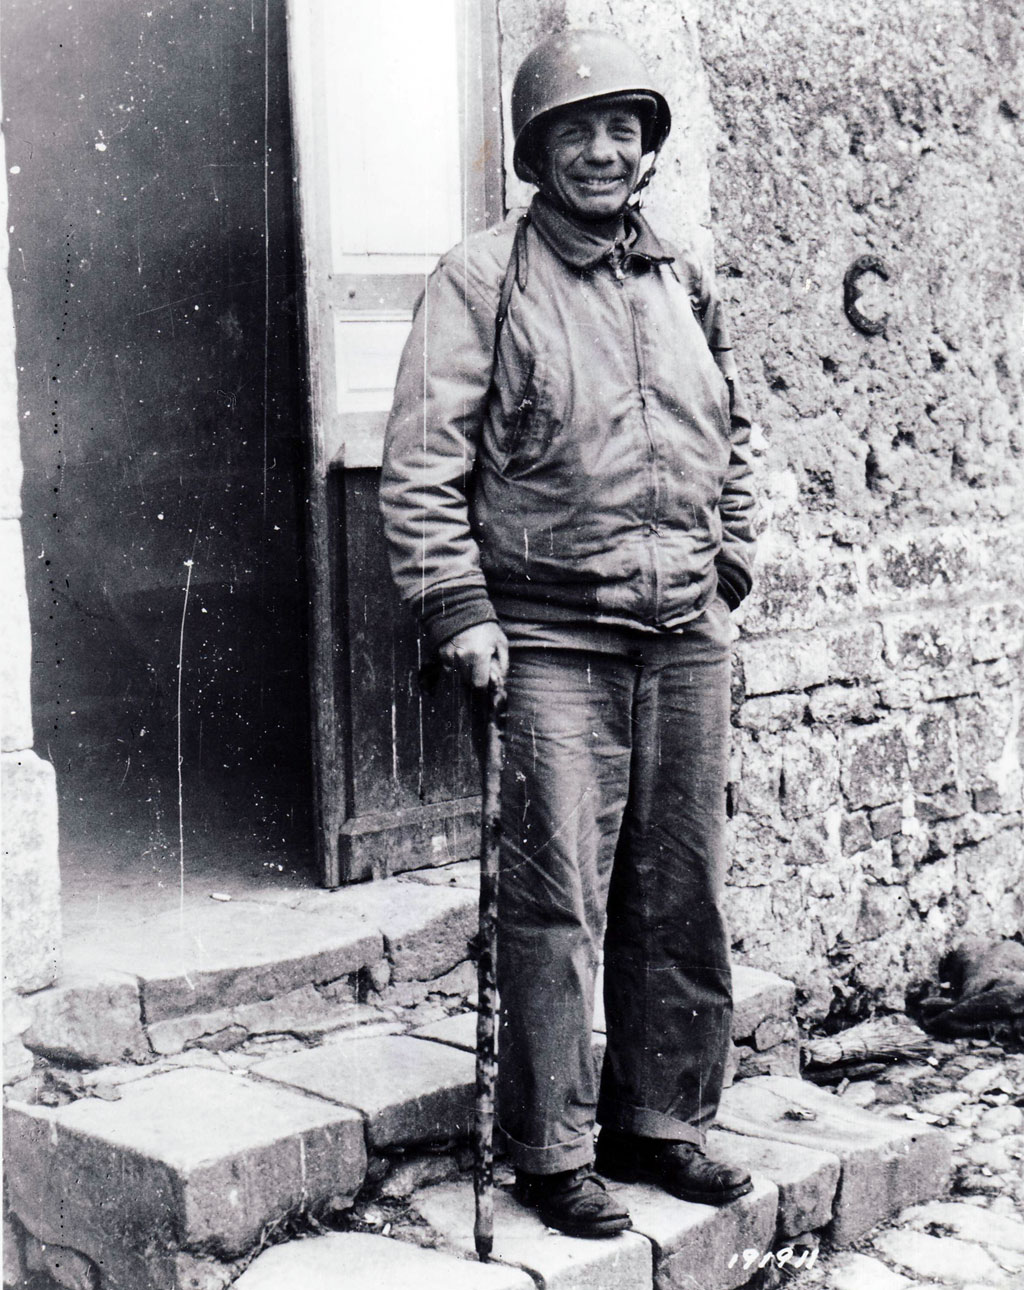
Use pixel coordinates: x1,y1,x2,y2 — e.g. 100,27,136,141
627,142,663,211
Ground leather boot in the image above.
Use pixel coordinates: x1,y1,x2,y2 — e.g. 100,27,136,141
514,1165,632,1238
595,1128,753,1206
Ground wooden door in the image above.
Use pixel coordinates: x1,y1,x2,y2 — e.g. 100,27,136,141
287,1,504,885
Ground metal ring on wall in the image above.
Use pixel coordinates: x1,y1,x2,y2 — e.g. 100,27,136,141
844,255,893,336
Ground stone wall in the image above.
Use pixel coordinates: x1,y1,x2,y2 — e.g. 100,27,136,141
499,0,1024,1021
0,85,62,1083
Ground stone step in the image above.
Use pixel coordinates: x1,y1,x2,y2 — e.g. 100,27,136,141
412,1176,779,1290
233,1231,534,1289
256,1033,477,1149
715,1075,953,1242
3,1066,367,1290
30,867,481,1065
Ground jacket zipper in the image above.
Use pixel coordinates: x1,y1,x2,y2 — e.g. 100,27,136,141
611,259,661,623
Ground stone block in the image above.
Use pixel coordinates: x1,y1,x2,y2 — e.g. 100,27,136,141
65,900,382,1024
841,811,873,855
873,1229,1011,1285
413,1181,653,1290
788,812,843,867
869,804,903,839
883,615,967,673
906,706,956,794
840,723,908,809
779,728,841,819
871,531,970,597
256,1034,475,1148
967,601,1024,663
824,623,885,684
705,1129,840,1238
26,1240,100,1290
2,750,61,994
297,878,478,982
4,1067,366,1289
957,693,1016,794
610,1175,777,1290
901,1200,1024,1254
0,519,32,750
856,882,911,940
146,981,370,1056
735,1042,801,1081
233,1232,534,1290
739,634,828,697
23,971,150,1065
731,966,796,1042
742,536,819,634
723,886,774,952
828,1252,916,1290
716,1076,951,1242
807,683,877,726
752,1015,797,1052
412,1010,478,1052
378,1152,459,1200
736,694,806,732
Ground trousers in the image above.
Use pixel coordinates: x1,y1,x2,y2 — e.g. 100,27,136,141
494,597,734,1174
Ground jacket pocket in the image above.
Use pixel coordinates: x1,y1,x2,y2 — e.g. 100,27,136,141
500,359,539,464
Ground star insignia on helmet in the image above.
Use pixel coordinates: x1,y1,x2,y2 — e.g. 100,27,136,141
576,64,592,79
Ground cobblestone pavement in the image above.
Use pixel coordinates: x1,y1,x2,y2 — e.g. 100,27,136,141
788,1037,1024,1290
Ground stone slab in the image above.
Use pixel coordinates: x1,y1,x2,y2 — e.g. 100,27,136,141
901,1201,1024,1256
413,1179,653,1290
23,970,150,1065
716,1076,951,1242
2,750,61,994
605,1175,778,1290
828,1251,917,1290
706,1128,840,1238
4,1067,366,1288
146,982,369,1056
63,900,382,1023
265,877,478,982
731,966,796,1041
735,1041,802,1081
233,1232,533,1289
873,1229,1013,1285
256,1034,475,1148
335,879,478,982
412,1010,479,1052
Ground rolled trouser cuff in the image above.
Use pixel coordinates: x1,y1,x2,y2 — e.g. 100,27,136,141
498,1123,596,1175
597,1098,706,1149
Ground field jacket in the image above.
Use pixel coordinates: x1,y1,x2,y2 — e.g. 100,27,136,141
380,195,757,650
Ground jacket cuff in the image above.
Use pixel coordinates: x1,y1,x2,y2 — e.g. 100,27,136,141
420,583,499,653
715,560,752,612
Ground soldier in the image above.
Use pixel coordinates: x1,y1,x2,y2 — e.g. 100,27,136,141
381,29,756,1238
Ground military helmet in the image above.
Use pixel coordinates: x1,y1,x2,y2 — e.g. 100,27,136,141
511,30,671,182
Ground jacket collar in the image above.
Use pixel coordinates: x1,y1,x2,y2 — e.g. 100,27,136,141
528,193,675,271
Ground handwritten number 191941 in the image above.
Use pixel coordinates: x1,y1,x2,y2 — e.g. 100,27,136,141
728,1245,819,1273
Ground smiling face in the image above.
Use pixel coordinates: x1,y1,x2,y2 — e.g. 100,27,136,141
536,101,645,223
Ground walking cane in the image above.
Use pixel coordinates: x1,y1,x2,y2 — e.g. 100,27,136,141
474,672,506,1261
